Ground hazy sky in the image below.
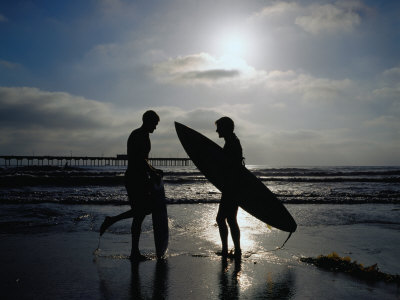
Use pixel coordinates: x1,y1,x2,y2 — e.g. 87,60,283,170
1,0,399,165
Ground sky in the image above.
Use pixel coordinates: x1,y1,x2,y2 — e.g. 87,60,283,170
0,0,399,166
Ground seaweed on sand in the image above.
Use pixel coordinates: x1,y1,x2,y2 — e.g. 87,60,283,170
300,252,400,284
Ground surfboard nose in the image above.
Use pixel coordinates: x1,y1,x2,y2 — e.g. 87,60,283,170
175,121,187,133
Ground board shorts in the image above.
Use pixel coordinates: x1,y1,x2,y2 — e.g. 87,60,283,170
124,172,152,216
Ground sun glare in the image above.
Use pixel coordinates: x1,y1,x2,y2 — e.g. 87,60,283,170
222,34,247,57
214,28,253,60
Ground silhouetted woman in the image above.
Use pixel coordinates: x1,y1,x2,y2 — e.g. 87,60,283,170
215,116,244,257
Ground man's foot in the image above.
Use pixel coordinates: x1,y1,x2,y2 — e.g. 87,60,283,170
130,253,150,262
216,249,229,257
100,216,113,236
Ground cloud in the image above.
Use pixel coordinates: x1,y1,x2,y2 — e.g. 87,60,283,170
0,85,398,165
95,0,138,18
176,69,240,81
0,60,22,70
295,1,363,34
253,2,300,18
264,70,354,102
373,85,400,99
153,52,355,103
0,87,134,156
382,67,400,78
254,1,367,34
364,115,400,130
0,87,114,129
84,40,160,71
152,53,264,86
244,126,400,166
0,86,253,157
373,66,400,99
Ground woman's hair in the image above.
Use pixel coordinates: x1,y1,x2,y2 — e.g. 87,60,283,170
215,116,234,133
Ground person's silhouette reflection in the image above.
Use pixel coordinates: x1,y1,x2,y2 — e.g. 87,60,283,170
153,260,168,299
219,256,241,299
130,261,142,299
130,260,169,299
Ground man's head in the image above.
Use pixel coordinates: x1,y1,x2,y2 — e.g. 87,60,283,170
215,116,234,138
142,110,160,133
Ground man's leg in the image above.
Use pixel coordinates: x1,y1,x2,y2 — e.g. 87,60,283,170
130,213,146,260
100,179,139,236
100,209,135,236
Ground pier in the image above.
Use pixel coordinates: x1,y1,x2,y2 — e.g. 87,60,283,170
0,155,192,167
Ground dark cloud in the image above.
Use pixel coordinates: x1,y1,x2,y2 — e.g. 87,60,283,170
179,69,240,80
0,87,111,129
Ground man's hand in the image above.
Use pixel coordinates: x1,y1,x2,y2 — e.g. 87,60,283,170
150,169,163,185
156,168,164,178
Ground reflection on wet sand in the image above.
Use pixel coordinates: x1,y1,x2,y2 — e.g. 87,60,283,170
219,256,242,299
251,267,295,299
97,253,295,299
262,269,295,299
130,259,169,299
218,256,296,299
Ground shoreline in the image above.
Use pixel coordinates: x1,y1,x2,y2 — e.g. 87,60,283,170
1,203,399,299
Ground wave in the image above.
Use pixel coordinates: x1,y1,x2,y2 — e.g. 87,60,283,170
251,169,400,177
1,171,399,187
1,195,399,205
0,175,210,187
1,165,399,206
260,177,400,183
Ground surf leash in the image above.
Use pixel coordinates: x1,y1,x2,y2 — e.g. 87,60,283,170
276,231,293,250
254,231,294,254
266,223,294,250
93,236,101,256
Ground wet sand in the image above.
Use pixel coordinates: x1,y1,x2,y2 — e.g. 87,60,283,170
1,203,399,299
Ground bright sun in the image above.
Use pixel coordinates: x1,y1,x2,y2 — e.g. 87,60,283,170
221,34,248,57
213,28,253,59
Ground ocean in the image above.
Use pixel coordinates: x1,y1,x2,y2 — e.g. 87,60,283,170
1,165,399,205
1,164,399,234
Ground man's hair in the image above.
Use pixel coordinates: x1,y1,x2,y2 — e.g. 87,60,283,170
142,110,160,123
215,116,234,133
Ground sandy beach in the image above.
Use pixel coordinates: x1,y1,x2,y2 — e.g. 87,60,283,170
1,203,399,299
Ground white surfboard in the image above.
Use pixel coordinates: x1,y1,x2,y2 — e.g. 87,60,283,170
151,179,169,259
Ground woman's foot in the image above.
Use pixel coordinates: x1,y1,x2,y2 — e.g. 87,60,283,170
216,248,229,257
234,248,242,258
100,216,113,236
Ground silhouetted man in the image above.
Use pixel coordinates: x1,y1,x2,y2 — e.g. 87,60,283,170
100,110,163,261
215,116,244,257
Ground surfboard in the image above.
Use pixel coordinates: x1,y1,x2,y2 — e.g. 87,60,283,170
151,179,169,259
175,122,297,233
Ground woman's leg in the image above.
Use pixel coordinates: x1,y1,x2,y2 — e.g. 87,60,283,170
227,211,241,256
216,204,228,255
